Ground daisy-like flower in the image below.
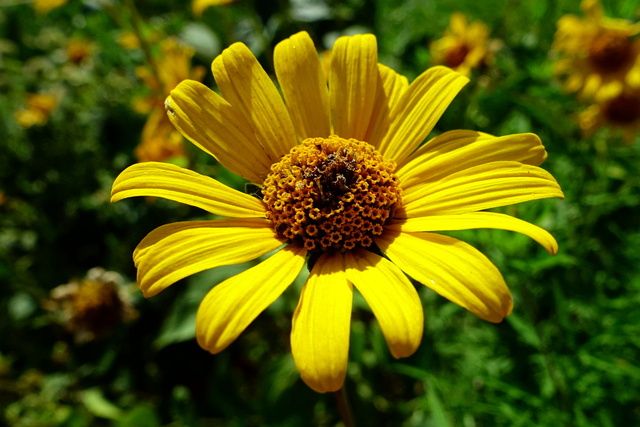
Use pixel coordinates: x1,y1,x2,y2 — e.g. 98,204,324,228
552,0,640,101
430,12,499,77
579,88,640,143
111,31,564,393
133,38,206,162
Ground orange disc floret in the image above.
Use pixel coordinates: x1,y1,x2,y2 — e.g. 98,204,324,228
262,135,402,252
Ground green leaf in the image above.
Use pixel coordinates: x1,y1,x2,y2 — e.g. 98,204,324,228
80,388,122,421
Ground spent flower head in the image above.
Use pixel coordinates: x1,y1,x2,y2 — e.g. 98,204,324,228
44,267,138,343
112,31,564,392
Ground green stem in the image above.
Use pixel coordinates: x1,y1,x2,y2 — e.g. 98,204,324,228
122,0,164,97
334,387,355,427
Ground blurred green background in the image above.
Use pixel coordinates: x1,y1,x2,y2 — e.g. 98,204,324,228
1,0,640,425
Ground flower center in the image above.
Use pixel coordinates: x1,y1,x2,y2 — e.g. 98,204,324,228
603,93,640,125
262,136,402,252
444,43,471,68
588,31,634,74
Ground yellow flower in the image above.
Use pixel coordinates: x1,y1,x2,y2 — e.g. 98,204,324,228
14,93,59,128
430,12,498,76
552,0,640,101
112,31,563,393
192,0,238,17
33,0,68,14
65,37,95,65
133,38,206,162
579,89,640,143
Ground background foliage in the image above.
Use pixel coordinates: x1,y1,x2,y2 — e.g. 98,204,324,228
1,0,640,425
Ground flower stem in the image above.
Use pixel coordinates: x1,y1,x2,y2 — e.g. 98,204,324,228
334,387,355,427
122,0,164,97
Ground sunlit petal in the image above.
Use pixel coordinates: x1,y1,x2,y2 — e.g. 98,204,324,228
397,131,548,187
166,80,271,183
196,244,307,353
274,31,330,140
365,64,410,148
401,161,564,216
111,162,265,217
134,218,284,297
212,42,297,162
377,66,469,163
330,34,379,140
291,251,352,393
345,249,423,358
388,212,558,254
376,230,513,323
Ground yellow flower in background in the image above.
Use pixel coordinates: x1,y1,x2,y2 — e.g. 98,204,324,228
112,31,563,392
430,12,498,76
135,109,186,162
192,0,238,17
33,0,68,14
133,38,205,162
579,89,640,143
14,93,59,128
65,37,96,65
552,0,640,101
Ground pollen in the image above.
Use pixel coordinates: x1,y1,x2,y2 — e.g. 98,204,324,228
262,135,402,252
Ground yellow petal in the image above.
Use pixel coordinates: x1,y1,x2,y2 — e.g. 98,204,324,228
192,0,236,17
398,131,549,187
196,243,307,353
212,42,297,163
166,80,272,183
376,231,513,323
377,66,469,163
401,161,564,216
274,31,330,140
345,249,423,358
111,162,266,218
388,212,558,255
134,218,284,297
330,33,379,141
365,64,410,148
291,251,352,393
